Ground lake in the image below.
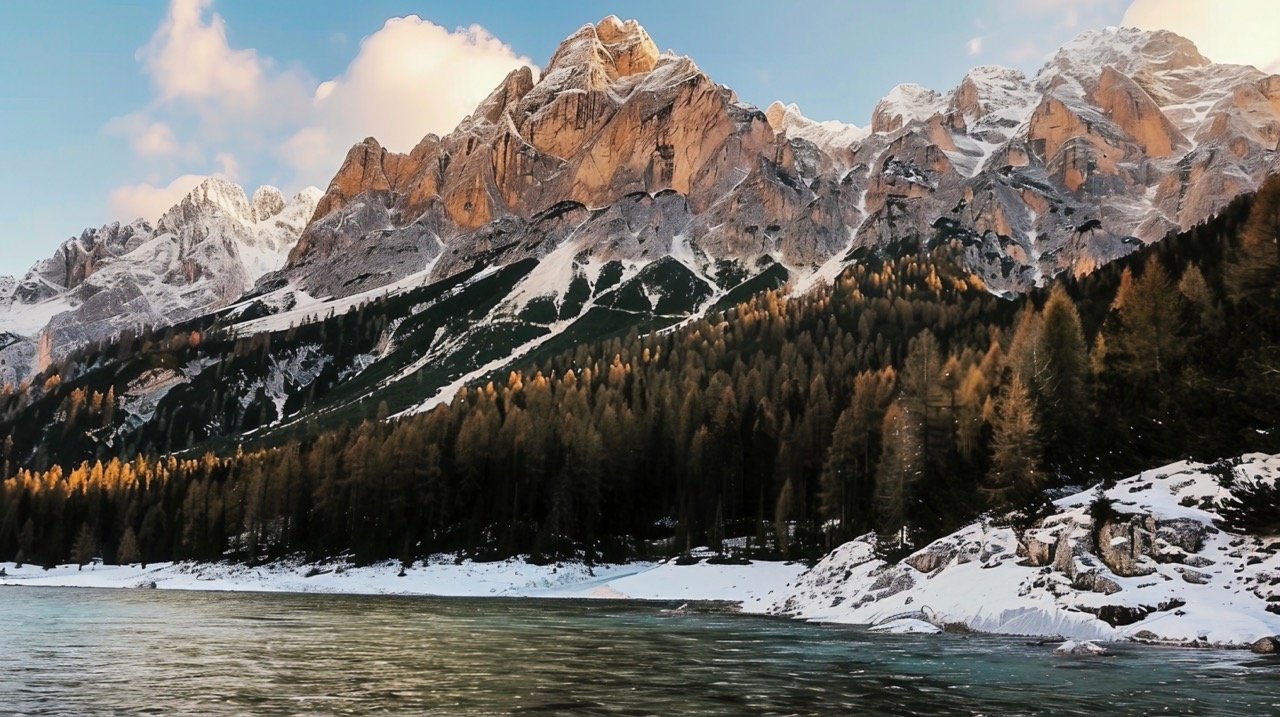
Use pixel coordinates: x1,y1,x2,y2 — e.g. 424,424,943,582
0,587,1275,715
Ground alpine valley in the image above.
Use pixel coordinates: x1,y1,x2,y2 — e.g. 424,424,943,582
4,16,1280,652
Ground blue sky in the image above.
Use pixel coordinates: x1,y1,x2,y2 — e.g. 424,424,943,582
2,0,1275,276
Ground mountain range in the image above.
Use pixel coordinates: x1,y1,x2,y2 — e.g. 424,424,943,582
1,17,1277,442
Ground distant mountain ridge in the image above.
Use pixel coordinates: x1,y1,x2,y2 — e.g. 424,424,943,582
0,178,320,384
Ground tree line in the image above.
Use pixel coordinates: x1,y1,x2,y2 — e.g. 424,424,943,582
2,176,1278,567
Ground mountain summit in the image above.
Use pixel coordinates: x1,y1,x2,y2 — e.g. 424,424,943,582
276,19,1278,308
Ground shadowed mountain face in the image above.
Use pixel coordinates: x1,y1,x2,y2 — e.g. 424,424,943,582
282,19,1279,303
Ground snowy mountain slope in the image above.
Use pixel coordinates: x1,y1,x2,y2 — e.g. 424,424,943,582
771,454,1280,647
0,179,319,384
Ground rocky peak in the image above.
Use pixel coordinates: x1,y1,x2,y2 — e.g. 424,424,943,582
158,176,253,233
284,15,1280,305
251,186,286,222
765,101,867,173
472,66,536,126
307,137,409,225
949,66,1032,121
764,101,796,132
871,83,945,133
545,15,660,82
1036,27,1209,97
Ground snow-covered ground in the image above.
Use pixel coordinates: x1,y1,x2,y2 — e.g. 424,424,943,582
771,453,1280,647
0,555,805,613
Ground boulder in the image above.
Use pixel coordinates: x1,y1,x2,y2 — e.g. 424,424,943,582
1054,640,1109,656
1250,636,1279,654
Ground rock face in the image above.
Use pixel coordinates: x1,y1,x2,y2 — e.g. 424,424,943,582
0,178,320,383
275,20,1280,305
770,454,1280,647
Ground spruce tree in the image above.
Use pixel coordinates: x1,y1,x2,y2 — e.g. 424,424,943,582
116,527,140,565
1035,286,1088,476
874,401,924,545
72,523,95,570
983,376,1045,512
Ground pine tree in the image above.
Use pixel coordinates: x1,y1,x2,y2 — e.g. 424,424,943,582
983,376,1045,511
72,522,95,570
1111,258,1184,382
874,401,924,543
1224,174,1280,313
819,407,859,535
1035,286,1088,475
116,526,140,566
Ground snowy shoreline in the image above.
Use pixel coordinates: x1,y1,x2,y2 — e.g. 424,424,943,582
0,555,807,614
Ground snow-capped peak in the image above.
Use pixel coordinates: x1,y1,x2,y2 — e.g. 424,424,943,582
158,176,254,233
1035,26,1209,96
765,101,868,149
292,186,324,207
871,83,945,133
0,176,322,381
951,66,1032,113
251,185,286,222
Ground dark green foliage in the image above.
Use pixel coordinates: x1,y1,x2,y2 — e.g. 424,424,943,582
1216,480,1280,536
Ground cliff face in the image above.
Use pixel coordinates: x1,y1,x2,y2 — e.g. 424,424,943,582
284,16,848,299
279,21,1279,302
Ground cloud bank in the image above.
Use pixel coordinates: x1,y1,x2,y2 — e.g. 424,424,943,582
109,0,532,222
1122,0,1280,73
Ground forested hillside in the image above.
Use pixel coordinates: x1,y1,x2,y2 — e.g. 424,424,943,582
2,177,1278,569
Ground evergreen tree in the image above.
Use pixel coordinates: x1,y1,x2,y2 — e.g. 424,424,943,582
983,376,1045,512
72,523,95,570
1111,258,1184,383
874,401,924,543
1035,286,1089,476
117,526,140,565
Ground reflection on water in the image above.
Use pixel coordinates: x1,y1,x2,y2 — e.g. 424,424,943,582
0,587,1276,716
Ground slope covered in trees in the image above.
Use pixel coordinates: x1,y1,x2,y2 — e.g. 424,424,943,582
2,176,1279,568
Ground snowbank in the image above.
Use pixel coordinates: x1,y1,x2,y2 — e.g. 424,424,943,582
0,554,806,612
771,454,1280,647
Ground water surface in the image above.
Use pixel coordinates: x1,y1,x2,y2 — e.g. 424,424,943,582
0,587,1275,715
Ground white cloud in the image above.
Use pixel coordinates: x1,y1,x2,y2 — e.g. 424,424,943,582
108,174,209,223
1123,0,1280,73
133,122,181,157
214,152,240,180
967,37,984,56
108,1,533,223
284,16,534,175
139,0,266,110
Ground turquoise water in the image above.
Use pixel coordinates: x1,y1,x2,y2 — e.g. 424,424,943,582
0,587,1276,715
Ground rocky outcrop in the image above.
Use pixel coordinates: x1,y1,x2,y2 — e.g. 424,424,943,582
772,454,1280,646
1093,66,1187,157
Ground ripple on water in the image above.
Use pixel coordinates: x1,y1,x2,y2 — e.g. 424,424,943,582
0,588,1277,716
